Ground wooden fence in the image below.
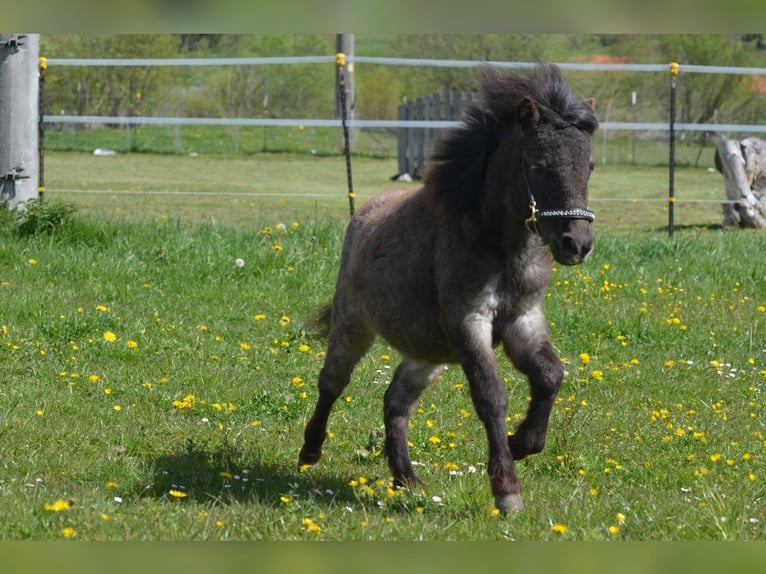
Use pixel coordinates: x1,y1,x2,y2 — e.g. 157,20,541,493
397,91,478,179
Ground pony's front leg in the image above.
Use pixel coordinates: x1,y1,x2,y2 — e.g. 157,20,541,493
383,359,444,488
455,322,523,513
503,308,565,460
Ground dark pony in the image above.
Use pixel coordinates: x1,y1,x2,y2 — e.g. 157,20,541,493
299,64,598,512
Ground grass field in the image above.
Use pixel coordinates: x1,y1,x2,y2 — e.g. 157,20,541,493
1,150,765,541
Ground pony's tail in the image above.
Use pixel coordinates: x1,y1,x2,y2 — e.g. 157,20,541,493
306,303,332,339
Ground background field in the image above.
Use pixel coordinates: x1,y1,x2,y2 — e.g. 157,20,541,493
1,145,765,542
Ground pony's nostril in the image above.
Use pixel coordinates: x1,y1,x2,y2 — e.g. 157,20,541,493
560,233,593,262
562,235,579,256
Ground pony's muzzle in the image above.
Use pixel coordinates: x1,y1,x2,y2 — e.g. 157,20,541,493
552,222,594,265
548,220,593,265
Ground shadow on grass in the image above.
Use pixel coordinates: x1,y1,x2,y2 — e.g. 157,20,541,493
140,441,359,508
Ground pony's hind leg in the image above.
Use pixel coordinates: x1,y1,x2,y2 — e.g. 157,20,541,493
383,359,444,488
502,309,565,460
299,320,374,468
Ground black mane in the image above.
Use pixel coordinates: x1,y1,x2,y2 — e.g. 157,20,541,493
425,63,598,211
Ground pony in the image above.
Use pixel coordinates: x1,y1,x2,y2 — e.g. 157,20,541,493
299,63,598,512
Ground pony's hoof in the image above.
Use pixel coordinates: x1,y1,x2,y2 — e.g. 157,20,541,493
298,447,321,467
495,493,524,513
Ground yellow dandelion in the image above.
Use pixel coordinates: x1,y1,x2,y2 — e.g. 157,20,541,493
254,314,266,321
301,517,322,533
216,520,225,528
61,527,77,538
28,258,37,265
95,304,108,312
103,331,117,343
44,499,73,512
578,353,591,365
608,525,620,536
550,522,568,534
280,496,291,503
126,340,138,349
168,489,188,499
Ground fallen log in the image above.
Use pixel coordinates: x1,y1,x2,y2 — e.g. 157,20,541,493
714,137,766,229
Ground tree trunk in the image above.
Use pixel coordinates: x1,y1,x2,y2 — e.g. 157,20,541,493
714,137,766,229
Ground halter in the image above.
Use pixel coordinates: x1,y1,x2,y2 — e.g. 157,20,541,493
522,157,595,235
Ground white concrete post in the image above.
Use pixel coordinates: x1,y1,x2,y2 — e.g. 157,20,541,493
0,33,40,209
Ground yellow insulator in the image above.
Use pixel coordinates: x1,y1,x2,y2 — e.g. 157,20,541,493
669,62,679,76
39,56,47,71
336,52,346,67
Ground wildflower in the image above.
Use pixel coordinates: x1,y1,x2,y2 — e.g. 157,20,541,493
216,520,225,528
95,305,108,312
126,340,138,349
550,523,568,535
254,314,266,321
44,499,73,512
279,314,290,327
172,394,195,409
168,489,188,499
608,525,620,536
428,435,441,445
710,453,722,463
28,258,37,265
61,527,76,538
103,331,117,342
280,496,291,504
615,512,626,524
301,517,322,533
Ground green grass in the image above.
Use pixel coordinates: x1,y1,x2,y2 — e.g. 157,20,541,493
1,151,764,541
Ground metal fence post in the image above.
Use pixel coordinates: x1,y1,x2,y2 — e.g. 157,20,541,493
668,61,679,238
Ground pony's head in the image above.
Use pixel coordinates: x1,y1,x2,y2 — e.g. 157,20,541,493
480,64,598,265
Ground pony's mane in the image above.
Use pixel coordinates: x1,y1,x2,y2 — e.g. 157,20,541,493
425,63,598,211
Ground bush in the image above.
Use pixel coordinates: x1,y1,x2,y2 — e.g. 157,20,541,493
11,199,79,237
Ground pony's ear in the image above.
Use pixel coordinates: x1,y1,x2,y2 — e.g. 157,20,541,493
583,97,596,111
518,96,540,128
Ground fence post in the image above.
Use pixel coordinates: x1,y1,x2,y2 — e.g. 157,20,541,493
0,33,40,210
668,61,679,238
